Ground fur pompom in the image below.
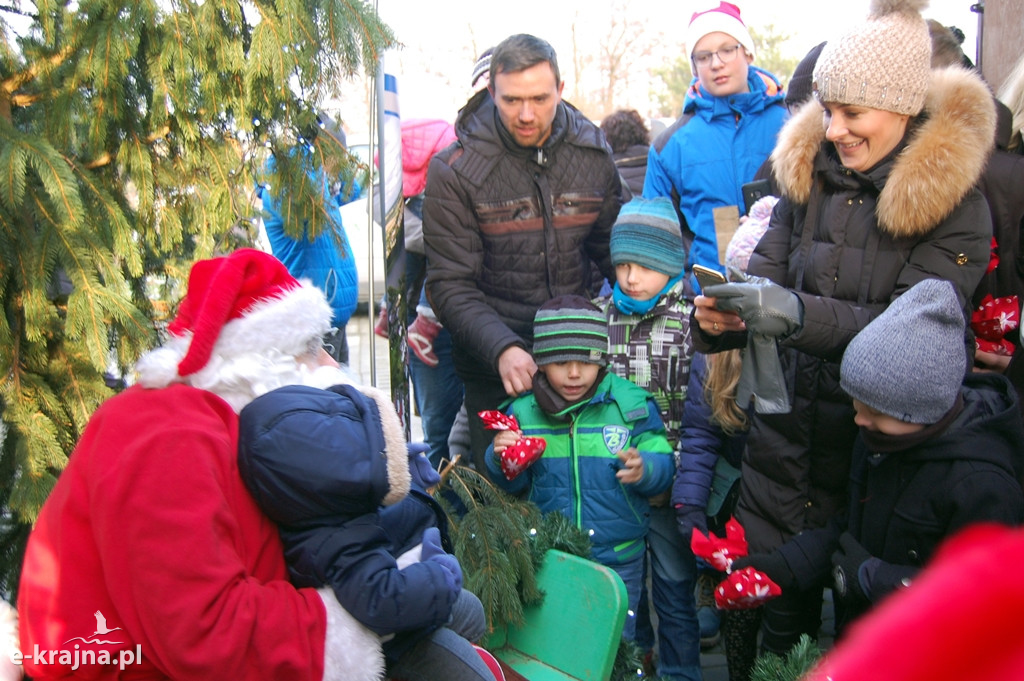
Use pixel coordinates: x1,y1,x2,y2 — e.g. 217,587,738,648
869,0,929,18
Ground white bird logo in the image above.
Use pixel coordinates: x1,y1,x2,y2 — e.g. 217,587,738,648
92,611,122,636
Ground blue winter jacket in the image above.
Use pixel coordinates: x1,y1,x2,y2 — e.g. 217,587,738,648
259,158,360,326
644,66,786,292
672,352,748,515
237,384,455,660
484,372,675,566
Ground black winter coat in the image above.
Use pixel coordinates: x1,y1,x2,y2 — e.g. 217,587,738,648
778,373,1024,624
613,143,649,197
698,67,998,553
423,89,622,373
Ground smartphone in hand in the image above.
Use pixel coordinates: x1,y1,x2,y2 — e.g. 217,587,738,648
742,179,772,215
692,263,727,292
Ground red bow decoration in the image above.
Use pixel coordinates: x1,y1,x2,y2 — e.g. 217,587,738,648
690,516,783,610
690,517,749,572
715,567,782,610
479,410,520,431
972,294,1019,356
479,410,547,480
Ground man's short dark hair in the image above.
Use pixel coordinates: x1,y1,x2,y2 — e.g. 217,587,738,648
490,34,560,86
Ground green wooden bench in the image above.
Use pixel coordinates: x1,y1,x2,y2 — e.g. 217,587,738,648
484,550,628,681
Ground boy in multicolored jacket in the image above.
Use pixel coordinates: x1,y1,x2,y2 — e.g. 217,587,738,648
595,196,700,681
484,295,675,641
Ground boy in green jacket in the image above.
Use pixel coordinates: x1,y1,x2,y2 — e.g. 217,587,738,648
484,294,675,641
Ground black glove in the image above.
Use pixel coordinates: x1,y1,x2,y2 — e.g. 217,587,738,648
831,531,872,603
703,275,803,339
731,551,797,591
675,505,709,544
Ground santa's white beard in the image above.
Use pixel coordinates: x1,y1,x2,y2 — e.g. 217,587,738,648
136,334,357,413
194,352,358,412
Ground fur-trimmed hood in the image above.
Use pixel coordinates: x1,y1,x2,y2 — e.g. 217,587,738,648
771,66,996,238
238,380,412,525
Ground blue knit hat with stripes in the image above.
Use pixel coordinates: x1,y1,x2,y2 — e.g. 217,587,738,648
610,196,685,276
532,295,608,367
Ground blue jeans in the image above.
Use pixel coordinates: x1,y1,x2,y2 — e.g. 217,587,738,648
408,298,464,468
387,589,491,681
635,506,703,681
608,553,645,641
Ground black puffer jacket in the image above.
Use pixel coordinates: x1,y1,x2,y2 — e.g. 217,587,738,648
703,67,998,553
613,143,649,197
423,89,622,371
777,373,1024,624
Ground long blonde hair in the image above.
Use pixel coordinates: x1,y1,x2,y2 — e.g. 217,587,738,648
703,349,749,435
999,52,1024,152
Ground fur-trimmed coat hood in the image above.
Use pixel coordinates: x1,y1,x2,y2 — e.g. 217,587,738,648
771,66,996,238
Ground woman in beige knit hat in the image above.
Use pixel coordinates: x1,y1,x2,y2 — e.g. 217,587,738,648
689,0,998,674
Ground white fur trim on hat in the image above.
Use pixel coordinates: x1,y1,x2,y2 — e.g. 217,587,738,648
685,2,756,59
318,588,384,681
136,280,332,392
210,281,333,365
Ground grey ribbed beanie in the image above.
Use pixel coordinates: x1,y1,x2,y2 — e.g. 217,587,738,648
840,279,966,424
813,0,932,116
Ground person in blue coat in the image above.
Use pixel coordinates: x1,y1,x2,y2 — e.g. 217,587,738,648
237,370,493,681
643,1,786,296
258,120,359,364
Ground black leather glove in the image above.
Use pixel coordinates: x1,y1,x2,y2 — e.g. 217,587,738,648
703,275,803,339
675,505,709,543
831,531,872,603
731,551,797,591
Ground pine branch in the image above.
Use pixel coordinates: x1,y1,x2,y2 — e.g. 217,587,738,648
749,634,824,681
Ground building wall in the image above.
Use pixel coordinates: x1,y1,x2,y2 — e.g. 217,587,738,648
979,0,1024,94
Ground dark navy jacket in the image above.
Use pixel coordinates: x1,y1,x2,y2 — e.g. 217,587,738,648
237,384,455,659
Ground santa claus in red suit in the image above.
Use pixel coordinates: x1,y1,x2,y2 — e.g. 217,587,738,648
17,249,386,681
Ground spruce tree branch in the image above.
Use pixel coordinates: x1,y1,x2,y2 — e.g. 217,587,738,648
2,44,75,95
74,127,167,169
84,152,112,169
10,92,39,107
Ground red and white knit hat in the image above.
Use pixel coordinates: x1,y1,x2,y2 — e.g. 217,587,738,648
137,248,332,386
684,1,756,59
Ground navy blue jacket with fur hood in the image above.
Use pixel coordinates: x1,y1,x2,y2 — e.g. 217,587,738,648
237,383,456,659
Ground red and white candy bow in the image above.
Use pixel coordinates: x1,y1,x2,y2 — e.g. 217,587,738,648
690,516,782,610
715,567,782,610
972,294,1019,357
479,410,547,481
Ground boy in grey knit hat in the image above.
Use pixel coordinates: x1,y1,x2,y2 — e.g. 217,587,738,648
734,278,1024,635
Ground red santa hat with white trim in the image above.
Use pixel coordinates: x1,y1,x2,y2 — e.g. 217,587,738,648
136,248,333,389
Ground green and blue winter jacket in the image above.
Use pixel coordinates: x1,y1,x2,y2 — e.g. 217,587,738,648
485,372,675,566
